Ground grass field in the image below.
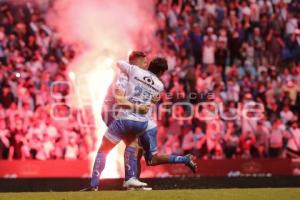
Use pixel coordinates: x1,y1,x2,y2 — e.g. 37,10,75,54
0,188,299,200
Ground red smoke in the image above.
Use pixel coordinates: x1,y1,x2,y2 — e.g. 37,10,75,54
46,0,157,178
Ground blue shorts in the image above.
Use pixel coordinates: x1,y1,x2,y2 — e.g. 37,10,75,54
138,127,158,163
104,120,148,144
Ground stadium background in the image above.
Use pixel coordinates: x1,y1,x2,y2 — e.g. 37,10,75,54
0,0,300,192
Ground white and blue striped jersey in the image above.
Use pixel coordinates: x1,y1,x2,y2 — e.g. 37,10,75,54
115,61,164,122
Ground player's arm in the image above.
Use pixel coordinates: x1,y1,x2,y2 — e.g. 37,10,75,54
114,88,149,114
115,60,133,75
151,82,164,104
151,93,160,104
114,71,149,114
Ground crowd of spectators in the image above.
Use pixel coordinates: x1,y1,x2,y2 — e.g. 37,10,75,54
0,1,95,160
0,0,300,160
155,0,300,159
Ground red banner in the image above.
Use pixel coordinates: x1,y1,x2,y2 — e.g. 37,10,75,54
140,159,293,178
0,160,91,178
0,159,293,178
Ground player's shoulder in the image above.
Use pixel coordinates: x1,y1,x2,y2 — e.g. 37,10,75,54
129,64,143,74
151,74,164,91
116,61,139,75
150,74,162,84
157,79,164,91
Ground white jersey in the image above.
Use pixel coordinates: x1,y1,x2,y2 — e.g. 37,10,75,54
103,72,128,108
116,61,164,122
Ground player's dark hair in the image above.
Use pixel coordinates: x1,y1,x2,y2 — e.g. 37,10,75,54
148,57,168,76
129,51,146,64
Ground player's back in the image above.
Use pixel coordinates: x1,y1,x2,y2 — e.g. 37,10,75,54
116,61,163,122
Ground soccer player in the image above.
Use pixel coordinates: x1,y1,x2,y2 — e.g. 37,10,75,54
91,52,196,190
120,58,197,190
89,52,163,190
100,51,150,188
113,57,197,189
101,52,146,128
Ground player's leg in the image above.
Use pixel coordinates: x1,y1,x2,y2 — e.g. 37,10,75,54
90,119,126,189
123,146,144,182
139,127,197,173
124,142,138,182
90,136,116,189
123,139,148,189
136,146,143,178
121,120,149,189
123,119,155,181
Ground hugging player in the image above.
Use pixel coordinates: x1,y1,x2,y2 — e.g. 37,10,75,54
87,51,197,191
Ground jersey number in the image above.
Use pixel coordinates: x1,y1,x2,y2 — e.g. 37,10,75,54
133,85,151,102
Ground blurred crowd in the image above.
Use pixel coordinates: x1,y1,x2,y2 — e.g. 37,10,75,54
155,0,300,159
0,1,95,160
0,0,300,160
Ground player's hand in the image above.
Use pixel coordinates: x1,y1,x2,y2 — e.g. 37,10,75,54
137,104,150,114
151,94,160,104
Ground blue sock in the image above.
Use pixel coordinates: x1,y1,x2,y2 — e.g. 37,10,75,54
90,151,107,188
168,155,189,164
124,146,137,181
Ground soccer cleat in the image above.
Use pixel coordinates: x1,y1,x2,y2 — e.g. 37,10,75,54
80,186,98,191
123,177,148,188
127,186,152,191
185,154,197,173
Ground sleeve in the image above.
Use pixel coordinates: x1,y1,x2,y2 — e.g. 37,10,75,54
116,60,133,76
115,72,128,91
158,81,164,93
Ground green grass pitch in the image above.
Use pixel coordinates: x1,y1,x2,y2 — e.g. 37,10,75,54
0,188,299,200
